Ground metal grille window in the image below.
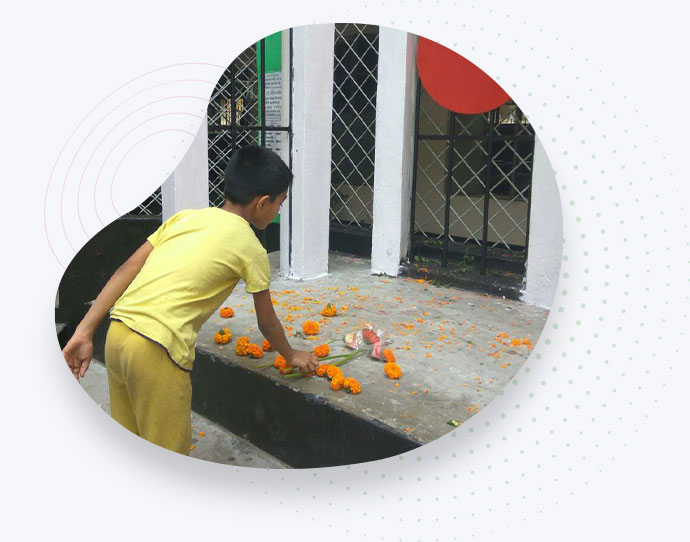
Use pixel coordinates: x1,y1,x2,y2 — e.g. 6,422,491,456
410,82,535,276
125,189,162,216
206,33,292,254
330,23,379,232
208,44,262,208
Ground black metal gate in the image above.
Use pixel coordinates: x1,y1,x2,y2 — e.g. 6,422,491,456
409,81,535,280
207,32,293,249
329,23,379,255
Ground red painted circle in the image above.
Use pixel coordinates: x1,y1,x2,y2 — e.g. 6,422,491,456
416,37,510,114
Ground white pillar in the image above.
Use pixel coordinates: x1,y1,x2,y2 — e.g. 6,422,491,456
283,24,334,280
161,120,209,220
371,30,418,276
279,29,293,276
521,136,562,309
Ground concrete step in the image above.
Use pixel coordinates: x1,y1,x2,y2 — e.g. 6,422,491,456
79,361,289,468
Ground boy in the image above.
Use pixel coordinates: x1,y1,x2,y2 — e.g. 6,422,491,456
62,145,319,455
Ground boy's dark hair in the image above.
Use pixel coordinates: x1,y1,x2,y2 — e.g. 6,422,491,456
223,145,293,205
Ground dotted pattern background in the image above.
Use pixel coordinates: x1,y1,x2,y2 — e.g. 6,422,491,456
29,1,688,541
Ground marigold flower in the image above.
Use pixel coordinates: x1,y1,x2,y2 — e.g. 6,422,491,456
316,364,329,377
321,303,337,317
510,338,522,347
235,336,250,356
313,344,330,358
384,362,402,379
274,354,288,370
219,306,234,318
326,365,343,380
262,339,274,352
302,320,319,335
330,374,345,391
247,344,263,359
382,348,395,364
346,379,362,394
214,327,232,344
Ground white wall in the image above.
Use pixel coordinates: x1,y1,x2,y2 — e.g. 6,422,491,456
370,29,418,276
161,119,209,220
522,135,562,309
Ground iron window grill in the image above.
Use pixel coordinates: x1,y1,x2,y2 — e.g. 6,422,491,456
208,44,262,208
330,23,379,232
410,81,535,274
206,34,293,250
125,189,162,216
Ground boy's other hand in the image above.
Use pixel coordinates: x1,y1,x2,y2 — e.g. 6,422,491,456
290,350,319,373
62,331,94,381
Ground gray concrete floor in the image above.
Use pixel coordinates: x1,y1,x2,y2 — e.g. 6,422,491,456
80,361,289,468
197,252,549,444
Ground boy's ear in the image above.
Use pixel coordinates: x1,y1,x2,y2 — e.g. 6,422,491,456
256,194,271,209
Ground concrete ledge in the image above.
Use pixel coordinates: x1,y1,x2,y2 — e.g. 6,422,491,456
85,252,547,469
89,317,420,468
399,262,524,301
191,347,421,468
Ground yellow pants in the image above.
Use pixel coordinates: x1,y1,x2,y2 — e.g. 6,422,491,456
104,320,191,455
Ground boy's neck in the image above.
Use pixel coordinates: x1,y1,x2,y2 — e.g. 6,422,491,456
220,199,253,223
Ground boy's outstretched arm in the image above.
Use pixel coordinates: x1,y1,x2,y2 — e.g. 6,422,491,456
62,240,154,380
253,290,319,373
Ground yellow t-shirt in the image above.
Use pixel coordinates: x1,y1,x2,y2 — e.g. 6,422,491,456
109,207,270,371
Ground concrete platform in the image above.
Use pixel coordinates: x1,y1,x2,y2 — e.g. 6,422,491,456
191,252,548,467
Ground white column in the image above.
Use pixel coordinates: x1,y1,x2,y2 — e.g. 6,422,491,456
279,29,292,276
522,136,563,309
371,30,418,276
283,24,334,280
161,119,209,220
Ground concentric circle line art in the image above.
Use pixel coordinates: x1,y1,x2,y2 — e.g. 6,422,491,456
61,78,214,240
45,62,225,269
108,128,197,216
90,109,205,228
76,94,211,241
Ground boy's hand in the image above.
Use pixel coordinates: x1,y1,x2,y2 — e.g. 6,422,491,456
62,331,94,380
289,350,320,373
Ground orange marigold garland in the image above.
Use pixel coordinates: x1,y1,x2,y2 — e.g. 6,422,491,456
214,327,232,344
261,338,274,352
345,378,362,394
219,306,234,318
247,344,264,359
384,362,402,379
235,336,250,356
315,364,329,377
382,348,395,364
321,303,337,317
330,374,345,391
326,365,343,380
313,344,330,358
302,320,319,335
274,354,288,370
